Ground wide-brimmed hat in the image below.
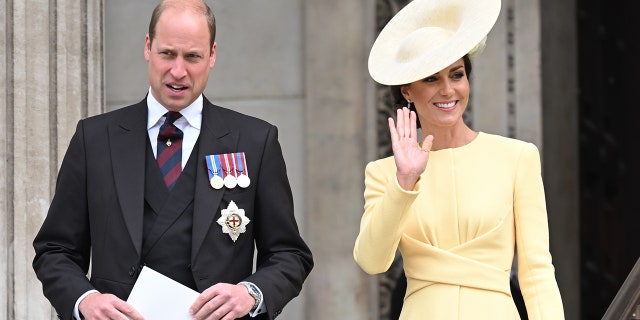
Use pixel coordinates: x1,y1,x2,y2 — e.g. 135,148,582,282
368,0,501,85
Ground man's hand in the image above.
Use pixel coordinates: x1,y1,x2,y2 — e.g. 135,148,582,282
190,283,255,320
78,292,144,320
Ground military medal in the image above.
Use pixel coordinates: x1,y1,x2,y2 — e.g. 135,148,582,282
222,153,237,189
210,176,224,190
205,155,224,189
234,152,250,188
217,201,250,242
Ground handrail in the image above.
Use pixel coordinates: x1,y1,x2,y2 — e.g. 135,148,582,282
602,257,640,320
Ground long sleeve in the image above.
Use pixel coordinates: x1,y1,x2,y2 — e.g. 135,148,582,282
513,143,565,319
353,158,420,274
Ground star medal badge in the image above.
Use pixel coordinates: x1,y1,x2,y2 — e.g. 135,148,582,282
233,152,251,188
217,201,250,242
205,155,224,189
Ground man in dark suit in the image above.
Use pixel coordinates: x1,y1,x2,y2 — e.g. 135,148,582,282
32,1,313,319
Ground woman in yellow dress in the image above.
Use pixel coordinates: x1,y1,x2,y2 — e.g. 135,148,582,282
353,0,564,319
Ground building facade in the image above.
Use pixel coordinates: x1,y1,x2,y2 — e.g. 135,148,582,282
9,0,630,319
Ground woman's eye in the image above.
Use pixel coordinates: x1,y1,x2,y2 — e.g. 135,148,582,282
452,72,465,79
423,76,437,83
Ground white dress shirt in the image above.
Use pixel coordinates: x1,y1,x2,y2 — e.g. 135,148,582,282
146,91,201,167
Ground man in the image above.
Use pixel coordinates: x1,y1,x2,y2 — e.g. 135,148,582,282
32,1,313,319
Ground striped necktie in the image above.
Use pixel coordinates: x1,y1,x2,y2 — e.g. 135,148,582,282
157,111,183,190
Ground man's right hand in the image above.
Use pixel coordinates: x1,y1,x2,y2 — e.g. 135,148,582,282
79,292,144,320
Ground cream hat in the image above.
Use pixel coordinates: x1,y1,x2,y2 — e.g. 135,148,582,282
368,0,501,85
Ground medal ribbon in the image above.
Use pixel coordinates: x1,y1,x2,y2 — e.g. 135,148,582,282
231,153,240,177
235,152,248,177
222,153,236,179
205,155,220,181
214,155,224,179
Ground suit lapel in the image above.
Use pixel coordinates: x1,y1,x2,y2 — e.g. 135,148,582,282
192,98,239,262
109,101,148,256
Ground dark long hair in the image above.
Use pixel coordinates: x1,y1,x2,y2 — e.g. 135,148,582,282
389,55,472,128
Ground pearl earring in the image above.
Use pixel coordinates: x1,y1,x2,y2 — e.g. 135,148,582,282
407,100,412,109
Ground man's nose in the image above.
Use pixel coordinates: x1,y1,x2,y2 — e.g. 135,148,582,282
170,58,187,79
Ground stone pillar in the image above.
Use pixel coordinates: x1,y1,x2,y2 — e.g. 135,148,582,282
305,1,373,319
472,0,542,146
477,0,581,318
541,0,580,318
0,0,103,318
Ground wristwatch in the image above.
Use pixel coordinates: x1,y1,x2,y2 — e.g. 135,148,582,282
239,282,261,311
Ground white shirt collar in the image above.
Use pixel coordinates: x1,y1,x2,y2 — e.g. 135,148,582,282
146,88,203,130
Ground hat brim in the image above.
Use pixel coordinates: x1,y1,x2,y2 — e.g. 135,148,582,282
368,0,501,85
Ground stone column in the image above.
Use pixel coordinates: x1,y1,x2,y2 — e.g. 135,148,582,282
305,1,374,319
472,0,542,146
0,0,103,318
541,0,580,318
476,0,581,318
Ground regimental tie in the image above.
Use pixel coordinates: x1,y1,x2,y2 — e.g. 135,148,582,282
157,111,183,190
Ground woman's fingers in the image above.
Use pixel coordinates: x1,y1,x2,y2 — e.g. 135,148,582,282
421,134,434,152
394,107,415,139
391,107,423,147
396,108,405,138
388,117,398,142
410,110,418,140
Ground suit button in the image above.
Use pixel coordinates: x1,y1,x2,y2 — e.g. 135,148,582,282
129,266,136,277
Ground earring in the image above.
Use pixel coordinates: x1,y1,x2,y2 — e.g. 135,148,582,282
407,100,412,109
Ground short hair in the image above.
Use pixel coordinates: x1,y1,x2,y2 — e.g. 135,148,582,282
389,55,472,128
148,0,216,48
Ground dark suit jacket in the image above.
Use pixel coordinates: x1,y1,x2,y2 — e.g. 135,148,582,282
33,97,313,320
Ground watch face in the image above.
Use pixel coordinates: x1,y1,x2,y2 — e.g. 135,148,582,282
251,285,259,293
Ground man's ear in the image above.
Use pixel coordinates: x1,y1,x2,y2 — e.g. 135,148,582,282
209,42,217,68
144,34,152,62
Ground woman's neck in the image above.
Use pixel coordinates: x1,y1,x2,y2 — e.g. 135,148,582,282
423,124,478,151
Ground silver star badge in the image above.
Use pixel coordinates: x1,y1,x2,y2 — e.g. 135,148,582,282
217,201,250,242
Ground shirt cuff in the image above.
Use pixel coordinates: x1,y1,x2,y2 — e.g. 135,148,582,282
73,290,100,320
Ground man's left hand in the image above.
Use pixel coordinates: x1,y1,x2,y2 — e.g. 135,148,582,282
190,283,254,320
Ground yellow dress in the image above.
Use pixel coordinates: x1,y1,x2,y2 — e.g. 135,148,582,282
354,132,564,319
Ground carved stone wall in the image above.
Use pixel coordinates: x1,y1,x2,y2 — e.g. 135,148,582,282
1,1,103,319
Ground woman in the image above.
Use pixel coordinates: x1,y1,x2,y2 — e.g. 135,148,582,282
353,0,564,319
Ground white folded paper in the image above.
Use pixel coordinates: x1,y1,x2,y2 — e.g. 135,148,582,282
127,266,200,319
